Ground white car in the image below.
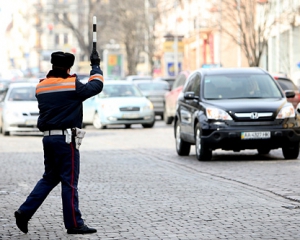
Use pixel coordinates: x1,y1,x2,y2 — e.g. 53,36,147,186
125,75,153,82
0,82,39,136
82,81,155,129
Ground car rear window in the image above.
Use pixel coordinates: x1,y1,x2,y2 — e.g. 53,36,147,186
136,82,169,91
99,84,143,98
203,73,282,99
8,87,36,101
276,79,298,91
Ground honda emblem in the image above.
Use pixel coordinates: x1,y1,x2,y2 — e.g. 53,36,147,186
250,112,259,119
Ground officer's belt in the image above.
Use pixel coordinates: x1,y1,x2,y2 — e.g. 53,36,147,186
44,130,68,136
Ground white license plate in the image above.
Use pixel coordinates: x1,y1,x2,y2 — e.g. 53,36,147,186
26,120,37,125
122,113,140,119
241,132,271,139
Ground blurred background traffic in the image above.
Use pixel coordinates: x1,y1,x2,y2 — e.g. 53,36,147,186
1,0,300,136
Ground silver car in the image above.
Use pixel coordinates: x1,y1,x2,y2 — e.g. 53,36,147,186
0,82,39,136
82,81,155,129
134,80,170,120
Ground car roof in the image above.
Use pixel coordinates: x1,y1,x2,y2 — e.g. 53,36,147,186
134,79,169,84
272,76,292,81
194,67,267,76
126,75,152,80
155,76,175,80
104,80,135,85
8,82,38,88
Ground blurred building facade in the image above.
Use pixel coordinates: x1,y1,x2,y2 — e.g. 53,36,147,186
264,0,300,84
1,0,300,83
2,0,39,77
154,0,249,78
3,0,85,76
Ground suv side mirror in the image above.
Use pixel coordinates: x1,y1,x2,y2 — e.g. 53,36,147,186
184,92,199,100
285,90,295,98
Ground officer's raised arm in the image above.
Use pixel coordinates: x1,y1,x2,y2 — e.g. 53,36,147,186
76,16,103,99
75,49,104,99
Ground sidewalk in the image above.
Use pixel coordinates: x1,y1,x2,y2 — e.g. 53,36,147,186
1,147,300,239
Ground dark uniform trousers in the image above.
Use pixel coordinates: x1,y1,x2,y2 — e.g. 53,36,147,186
19,134,84,229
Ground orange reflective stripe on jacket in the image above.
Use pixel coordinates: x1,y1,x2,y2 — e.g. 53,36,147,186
89,74,104,82
36,77,76,95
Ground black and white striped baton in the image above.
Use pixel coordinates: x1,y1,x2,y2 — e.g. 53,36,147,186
93,16,97,51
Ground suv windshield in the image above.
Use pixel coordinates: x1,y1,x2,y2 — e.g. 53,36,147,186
203,74,283,99
99,84,143,98
8,87,36,101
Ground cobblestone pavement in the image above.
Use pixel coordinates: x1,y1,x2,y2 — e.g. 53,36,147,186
0,122,299,239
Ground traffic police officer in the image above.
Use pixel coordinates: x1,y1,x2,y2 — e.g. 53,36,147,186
14,50,103,234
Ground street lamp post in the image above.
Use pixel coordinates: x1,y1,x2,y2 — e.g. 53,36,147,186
144,0,150,75
196,1,200,69
237,0,241,67
174,0,179,76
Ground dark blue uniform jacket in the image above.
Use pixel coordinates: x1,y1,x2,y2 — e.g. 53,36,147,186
36,65,103,131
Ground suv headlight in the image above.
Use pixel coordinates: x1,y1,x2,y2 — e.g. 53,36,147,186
276,105,295,119
206,107,232,120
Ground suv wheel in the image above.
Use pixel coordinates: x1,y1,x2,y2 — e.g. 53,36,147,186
195,123,212,160
175,120,190,156
282,142,299,159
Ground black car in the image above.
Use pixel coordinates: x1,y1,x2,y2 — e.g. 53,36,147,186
272,75,300,109
174,67,300,160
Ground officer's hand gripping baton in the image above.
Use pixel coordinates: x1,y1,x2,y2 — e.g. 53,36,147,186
90,16,100,66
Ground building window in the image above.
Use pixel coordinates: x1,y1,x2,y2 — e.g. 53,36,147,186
55,34,60,45
64,33,68,44
80,54,86,61
63,13,68,21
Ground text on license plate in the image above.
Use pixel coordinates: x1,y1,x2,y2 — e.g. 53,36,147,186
26,120,37,125
122,113,140,119
241,132,270,139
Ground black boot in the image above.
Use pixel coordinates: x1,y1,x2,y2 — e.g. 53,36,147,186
14,210,29,234
67,224,97,234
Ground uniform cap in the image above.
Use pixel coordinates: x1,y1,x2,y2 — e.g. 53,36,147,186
51,51,75,68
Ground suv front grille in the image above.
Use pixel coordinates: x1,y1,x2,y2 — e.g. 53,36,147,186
234,112,273,121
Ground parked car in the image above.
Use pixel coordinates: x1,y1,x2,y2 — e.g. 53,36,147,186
164,71,190,125
0,82,39,136
82,81,155,129
272,75,300,109
0,79,11,92
154,76,176,89
134,80,170,119
125,75,153,82
75,73,90,80
174,67,300,160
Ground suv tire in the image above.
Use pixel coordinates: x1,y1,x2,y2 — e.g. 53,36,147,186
282,142,299,159
175,120,190,156
195,123,212,160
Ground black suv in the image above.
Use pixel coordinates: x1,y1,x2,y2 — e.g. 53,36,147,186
174,68,300,160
